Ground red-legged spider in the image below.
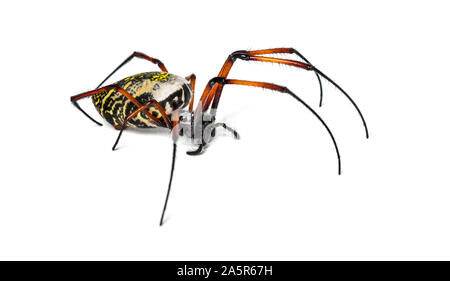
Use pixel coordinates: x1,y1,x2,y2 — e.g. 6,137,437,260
70,48,368,225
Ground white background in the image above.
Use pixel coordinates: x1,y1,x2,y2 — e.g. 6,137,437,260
0,0,449,260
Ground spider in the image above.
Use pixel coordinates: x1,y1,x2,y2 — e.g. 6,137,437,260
70,48,369,226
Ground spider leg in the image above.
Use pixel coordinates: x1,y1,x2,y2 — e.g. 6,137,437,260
217,123,240,139
186,123,239,156
71,98,103,126
159,110,181,226
96,51,168,89
199,54,313,113
73,52,168,126
185,74,196,112
160,142,177,226
70,86,111,126
110,102,179,226
203,78,342,175
112,99,173,151
108,101,178,226
70,84,163,127
312,67,368,139
242,48,323,106
210,123,240,140
198,49,368,139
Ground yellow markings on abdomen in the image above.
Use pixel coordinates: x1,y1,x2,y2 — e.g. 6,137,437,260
91,72,177,128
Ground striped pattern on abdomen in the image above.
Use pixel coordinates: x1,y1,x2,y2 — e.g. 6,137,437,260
92,72,192,128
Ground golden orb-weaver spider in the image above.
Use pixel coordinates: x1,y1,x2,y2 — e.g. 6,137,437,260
71,48,368,226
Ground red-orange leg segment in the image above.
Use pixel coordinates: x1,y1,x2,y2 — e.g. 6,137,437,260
246,48,323,105
196,52,315,114
215,49,316,81
190,80,216,123
120,100,172,130
205,78,342,175
213,48,322,103
185,74,196,112
199,48,368,138
70,84,164,127
171,110,181,142
246,50,368,139
209,56,315,112
112,99,173,151
96,51,168,89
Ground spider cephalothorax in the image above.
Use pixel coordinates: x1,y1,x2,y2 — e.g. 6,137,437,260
71,48,368,225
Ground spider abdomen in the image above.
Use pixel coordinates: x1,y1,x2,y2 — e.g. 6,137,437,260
92,72,192,128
